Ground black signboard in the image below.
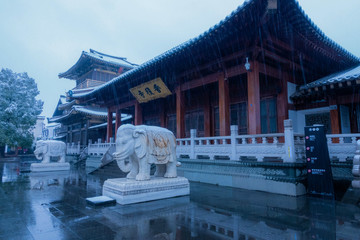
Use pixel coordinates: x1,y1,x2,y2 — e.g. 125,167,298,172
305,125,334,198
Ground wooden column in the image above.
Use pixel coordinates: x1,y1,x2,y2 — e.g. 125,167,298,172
218,74,230,136
277,72,289,133
176,87,185,138
115,109,121,139
159,100,166,128
134,101,143,125
106,108,113,142
329,99,340,134
247,61,261,134
203,91,211,137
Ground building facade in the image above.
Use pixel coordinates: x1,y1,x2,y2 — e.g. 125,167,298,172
71,0,359,141
49,49,137,146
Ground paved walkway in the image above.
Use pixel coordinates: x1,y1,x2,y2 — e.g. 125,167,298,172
0,158,360,240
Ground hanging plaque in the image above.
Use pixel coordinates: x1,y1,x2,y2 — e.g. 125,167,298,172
130,78,172,103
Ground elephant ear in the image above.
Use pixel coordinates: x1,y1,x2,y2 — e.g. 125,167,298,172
133,129,147,159
148,130,172,164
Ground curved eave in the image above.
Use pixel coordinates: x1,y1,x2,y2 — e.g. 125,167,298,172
72,0,360,101
58,52,134,80
284,0,359,65
58,100,76,110
291,65,360,101
48,107,108,123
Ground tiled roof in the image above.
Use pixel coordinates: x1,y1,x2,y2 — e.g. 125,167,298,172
300,65,360,90
48,105,108,122
58,100,75,110
86,49,138,69
291,65,360,99
72,0,359,100
58,49,138,80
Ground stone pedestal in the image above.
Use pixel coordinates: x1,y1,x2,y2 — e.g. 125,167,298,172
30,162,70,172
103,177,190,205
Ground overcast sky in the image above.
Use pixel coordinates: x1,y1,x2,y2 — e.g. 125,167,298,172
0,0,359,119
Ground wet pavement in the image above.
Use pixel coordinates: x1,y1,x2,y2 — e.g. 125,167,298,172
1,157,360,240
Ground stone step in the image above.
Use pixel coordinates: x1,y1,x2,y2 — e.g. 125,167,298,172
90,160,127,179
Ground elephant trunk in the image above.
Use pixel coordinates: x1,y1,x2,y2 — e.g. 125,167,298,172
34,150,42,160
115,157,132,173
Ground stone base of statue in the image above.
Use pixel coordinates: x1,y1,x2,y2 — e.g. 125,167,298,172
30,162,70,172
102,177,190,205
353,180,360,188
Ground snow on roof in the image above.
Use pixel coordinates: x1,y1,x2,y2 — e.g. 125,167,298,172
60,95,67,104
86,49,138,69
58,49,138,80
73,105,109,116
45,122,61,128
49,105,109,122
58,100,75,110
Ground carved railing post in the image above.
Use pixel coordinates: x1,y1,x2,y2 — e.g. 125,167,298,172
284,119,296,163
352,140,360,188
190,129,197,159
230,125,238,160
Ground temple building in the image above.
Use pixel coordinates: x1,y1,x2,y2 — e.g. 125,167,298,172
49,49,137,146
70,0,359,141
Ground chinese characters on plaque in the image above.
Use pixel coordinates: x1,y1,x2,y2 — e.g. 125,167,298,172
129,78,172,103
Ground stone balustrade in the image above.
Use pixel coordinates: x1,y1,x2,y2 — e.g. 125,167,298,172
65,120,360,162
66,142,80,155
88,138,115,156
177,120,360,163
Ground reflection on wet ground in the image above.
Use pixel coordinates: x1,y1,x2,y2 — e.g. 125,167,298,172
0,157,360,240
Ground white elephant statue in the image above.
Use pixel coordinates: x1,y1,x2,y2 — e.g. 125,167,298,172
34,140,66,163
113,124,177,181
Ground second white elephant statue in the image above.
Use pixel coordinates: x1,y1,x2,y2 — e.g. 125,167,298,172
113,124,177,181
34,140,66,163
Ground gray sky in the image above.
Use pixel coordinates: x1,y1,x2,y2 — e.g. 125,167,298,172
0,0,359,119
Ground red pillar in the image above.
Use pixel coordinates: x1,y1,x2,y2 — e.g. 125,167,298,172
277,72,289,133
329,99,340,134
203,91,211,137
176,87,185,138
160,99,166,128
107,108,113,142
115,109,121,139
134,102,143,125
218,74,230,136
247,61,261,134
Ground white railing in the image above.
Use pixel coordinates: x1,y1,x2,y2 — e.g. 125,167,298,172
291,134,360,161
327,134,360,161
66,142,80,155
87,138,115,156
176,120,360,163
